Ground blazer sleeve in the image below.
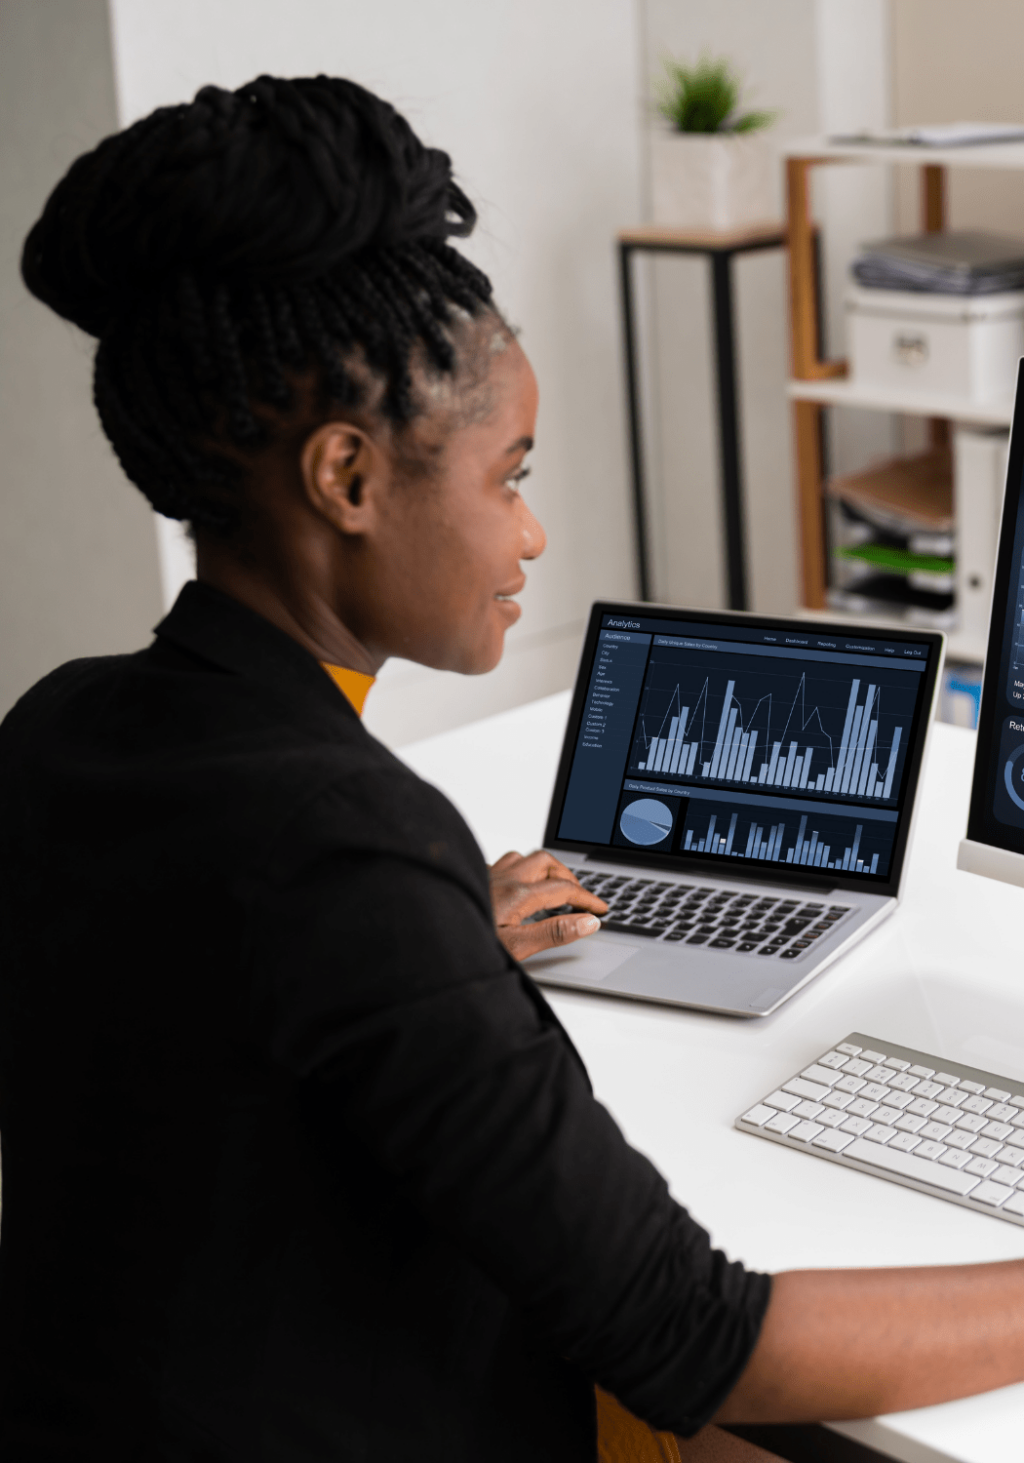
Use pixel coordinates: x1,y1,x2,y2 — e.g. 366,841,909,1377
251,811,770,1436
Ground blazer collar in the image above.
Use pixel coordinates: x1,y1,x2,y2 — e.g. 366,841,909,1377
154,581,360,725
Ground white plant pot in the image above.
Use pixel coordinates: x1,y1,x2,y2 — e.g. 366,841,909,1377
649,130,778,231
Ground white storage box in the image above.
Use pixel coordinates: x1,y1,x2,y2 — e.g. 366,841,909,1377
846,285,1024,402
954,425,1009,658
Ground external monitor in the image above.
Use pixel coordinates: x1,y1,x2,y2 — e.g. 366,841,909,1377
959,360,1024,886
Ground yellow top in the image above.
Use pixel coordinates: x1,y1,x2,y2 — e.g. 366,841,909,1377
320,662,375,717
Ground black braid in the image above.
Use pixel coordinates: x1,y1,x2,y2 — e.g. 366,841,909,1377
21,74,495,534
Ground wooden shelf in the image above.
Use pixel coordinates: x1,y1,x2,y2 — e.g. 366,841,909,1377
793,604,984,664
617,222,786,250
785,135,1024,171
787,377,1014,428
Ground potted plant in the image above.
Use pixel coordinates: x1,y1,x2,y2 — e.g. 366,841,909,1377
650,55,779,231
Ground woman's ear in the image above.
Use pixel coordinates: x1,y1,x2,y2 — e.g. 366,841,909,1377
300,422,382,535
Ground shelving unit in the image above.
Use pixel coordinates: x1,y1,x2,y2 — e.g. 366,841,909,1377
785,135,1024,661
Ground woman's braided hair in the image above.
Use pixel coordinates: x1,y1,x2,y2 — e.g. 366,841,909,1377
20,75,495,534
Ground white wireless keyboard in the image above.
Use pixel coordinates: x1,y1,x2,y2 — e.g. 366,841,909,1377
737,1033,1024,1227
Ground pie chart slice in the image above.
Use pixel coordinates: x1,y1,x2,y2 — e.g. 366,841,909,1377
619,798,673,847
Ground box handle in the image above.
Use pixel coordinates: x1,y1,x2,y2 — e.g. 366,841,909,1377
892,332,929,368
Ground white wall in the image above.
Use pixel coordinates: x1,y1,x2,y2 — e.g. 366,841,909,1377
110,0,643,744
0,0,163,721
637,0,893,614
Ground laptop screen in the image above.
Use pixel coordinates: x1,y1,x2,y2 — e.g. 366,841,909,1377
546,604,943,893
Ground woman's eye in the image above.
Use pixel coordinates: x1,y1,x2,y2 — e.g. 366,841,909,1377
505,465,531,492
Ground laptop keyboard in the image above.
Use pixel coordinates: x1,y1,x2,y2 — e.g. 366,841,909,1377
562,868,851,961
738,1034,1024,1227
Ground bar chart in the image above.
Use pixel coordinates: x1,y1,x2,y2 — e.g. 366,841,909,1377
679,799,890,875
633,661,914,805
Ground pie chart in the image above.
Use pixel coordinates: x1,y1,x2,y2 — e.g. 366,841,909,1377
619,797,673,847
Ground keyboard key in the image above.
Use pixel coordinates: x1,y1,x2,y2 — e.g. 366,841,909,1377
939,1149,971,1169
709,938,737,949
907,1098,938,1117
884,1057,911,1071
836,1042,863,1056
801,1065,841,1087
765,1112,800,1135
960,1081,986,1095
822,1091,853,1111
1011,1112,1024,1130
998,1145,1024,1166
794,1100,824,1119
933,1105,962,1125
883,1091,913,1111
861,1083,890,1102
875,1106,904,1127
934,1073,960,1087
784,1078,830,1102
973,1180,1013,1207
779,949,802,960
970,1138,1003,1159
937,1087,966,1107
982,1121,1014,1141
946,1130,975,1150
961,1095,993,1115
1004,1191,1024,1217
988,1104,1017,1123
915,1140,947,1161
737,942,760,952
895,1114,926,1134
955,1113,987,1133
811,1129,854,1153
890,1132,920,1152
840,1116,873,1135
764,1090,801,1112
845,1137,980,1194
847,1098,879,1118
817,1109,848,1129
966,1156,998,1177
920,1122,952,1142
888,1073,920,1093
985,1088,1011,1102
601,921,662,937
836,1075,867,1094
908,1065,935,1079
865,1065,894,1083
818,1052,849,1070
790,1121,825,1143
992,1165,1024,1187
861,1049,886,1063
844,1059,872,1077
864,1125,897,1145
914,1081,944,1100
686,934,709,945
742,1105,778,1126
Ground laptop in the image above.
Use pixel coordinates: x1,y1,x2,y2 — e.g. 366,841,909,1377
526,602,944,1018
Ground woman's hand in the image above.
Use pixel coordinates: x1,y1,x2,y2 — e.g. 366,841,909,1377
488,850,608,961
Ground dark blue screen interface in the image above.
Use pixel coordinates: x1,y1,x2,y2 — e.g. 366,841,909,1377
556,615,931,881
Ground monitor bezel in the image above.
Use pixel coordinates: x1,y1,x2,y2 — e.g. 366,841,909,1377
544,600,944,895
966,360,1024,851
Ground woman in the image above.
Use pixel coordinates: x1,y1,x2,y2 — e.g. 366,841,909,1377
2,74,1024,1463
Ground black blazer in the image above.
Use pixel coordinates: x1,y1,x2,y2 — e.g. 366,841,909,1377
0,582,768,1461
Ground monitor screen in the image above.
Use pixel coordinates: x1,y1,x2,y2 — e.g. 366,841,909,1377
547,604,943,893
967,364,1024,857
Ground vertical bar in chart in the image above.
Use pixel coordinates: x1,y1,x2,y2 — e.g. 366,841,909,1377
708,683,736,779
882,727,902,798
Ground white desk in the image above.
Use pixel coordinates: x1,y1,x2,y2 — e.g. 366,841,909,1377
400,693,1024,1463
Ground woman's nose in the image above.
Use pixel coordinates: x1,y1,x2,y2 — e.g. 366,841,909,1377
520,499,546,561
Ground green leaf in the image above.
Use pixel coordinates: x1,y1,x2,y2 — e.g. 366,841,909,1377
655,54,776,134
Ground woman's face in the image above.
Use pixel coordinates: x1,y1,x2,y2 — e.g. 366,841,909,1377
342,335,545,675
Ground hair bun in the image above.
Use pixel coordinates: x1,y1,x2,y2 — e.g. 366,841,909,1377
21,74,476,337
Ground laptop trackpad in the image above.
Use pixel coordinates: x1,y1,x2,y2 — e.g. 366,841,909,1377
525,938,641,984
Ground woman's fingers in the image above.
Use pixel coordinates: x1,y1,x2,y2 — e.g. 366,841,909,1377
488,849,581,886
496,911,602,962
490,876,607,929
